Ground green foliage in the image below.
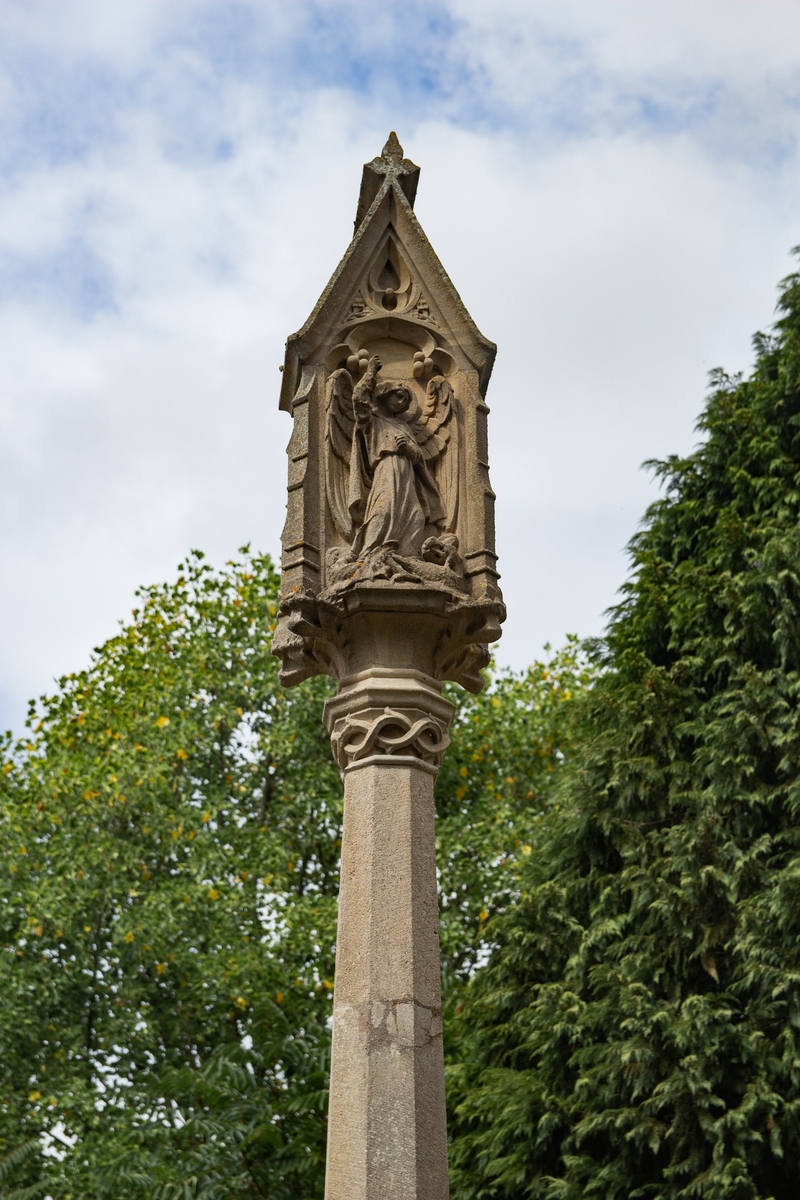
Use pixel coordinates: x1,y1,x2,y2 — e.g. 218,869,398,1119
448,264,800,1198
0,549,340,1197
437,641,593,989
0,1139,48,1199
0,549,588,1197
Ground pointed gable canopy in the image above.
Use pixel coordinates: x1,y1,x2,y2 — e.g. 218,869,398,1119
278,134,496,412
274,135,503,692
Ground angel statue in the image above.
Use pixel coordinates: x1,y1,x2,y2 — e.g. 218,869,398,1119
325,354,460,577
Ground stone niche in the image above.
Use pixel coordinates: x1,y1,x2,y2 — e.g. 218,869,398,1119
273,135,505,693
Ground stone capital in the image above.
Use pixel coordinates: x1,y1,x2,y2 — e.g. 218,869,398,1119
274,582,504,695
324,668,455,774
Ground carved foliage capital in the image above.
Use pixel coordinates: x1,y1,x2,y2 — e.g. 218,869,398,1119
323,670,455,773
330,705,450,772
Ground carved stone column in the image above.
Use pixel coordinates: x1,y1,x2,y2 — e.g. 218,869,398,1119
323,669,453,1200
272,135,504,1200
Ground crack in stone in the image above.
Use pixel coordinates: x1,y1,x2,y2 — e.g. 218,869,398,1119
344,999,444,1050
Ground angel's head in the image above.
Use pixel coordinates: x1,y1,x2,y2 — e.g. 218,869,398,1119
373,380,412,416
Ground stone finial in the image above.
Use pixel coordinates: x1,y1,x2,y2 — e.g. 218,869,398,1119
354,131,420,229
382,131,404,161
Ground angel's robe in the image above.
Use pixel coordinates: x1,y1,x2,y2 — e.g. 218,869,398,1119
348,410,445,557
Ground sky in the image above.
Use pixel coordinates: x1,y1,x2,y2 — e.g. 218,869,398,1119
2,0,800,732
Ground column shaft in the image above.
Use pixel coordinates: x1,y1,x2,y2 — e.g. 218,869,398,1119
324,757,449,1200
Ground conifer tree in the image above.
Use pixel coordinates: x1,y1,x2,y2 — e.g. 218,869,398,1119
449,261,800,1199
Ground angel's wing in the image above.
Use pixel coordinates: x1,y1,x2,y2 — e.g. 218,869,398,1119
410,375,452,460
409,376,458,531
325,368,355,540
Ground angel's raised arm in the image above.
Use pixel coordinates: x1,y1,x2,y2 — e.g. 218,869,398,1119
352,355,382,425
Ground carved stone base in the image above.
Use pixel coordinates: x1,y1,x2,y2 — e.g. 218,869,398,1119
326,534,467,594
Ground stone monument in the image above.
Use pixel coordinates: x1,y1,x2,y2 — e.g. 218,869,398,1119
273,133,504,1200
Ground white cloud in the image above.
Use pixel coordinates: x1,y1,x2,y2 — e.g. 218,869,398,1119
1,1,799,727
451,0,800,94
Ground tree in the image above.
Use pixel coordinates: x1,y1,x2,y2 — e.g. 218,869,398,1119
0,549,589,1197
0,549,340,1198
448,263,800,1198
437,642,593,994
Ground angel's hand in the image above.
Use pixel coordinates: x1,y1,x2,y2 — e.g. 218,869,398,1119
361,355,382,386
395,433,420,461
353,355,382,420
